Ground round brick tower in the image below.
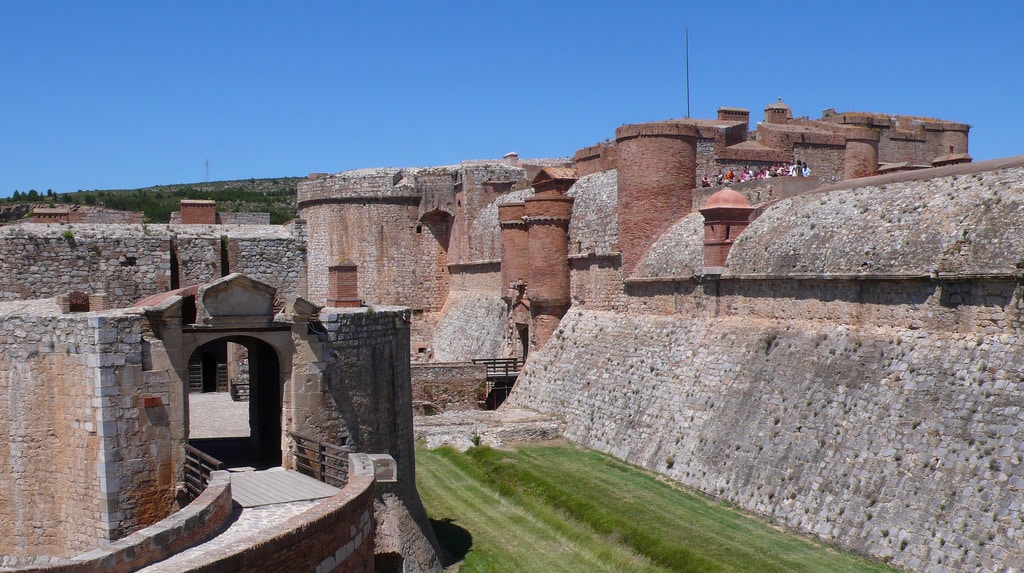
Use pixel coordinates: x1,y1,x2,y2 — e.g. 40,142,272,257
524,168,576,352
615,121,699,276
843,127,880,180
498,202,528,301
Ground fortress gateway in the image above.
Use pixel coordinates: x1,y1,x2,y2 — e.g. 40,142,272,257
2,100,1023,573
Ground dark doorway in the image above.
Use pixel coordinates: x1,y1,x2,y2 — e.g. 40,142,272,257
188,337,282,468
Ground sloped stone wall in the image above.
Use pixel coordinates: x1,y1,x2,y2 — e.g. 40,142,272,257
507,274,1024,573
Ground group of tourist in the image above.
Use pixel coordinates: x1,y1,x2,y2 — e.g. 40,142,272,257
700,161,811,187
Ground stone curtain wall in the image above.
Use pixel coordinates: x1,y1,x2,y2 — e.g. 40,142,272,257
411,363,486,412
567,170,618,257
0,226,171,307
0,306,173,564
301,201,448,310
174,236,222,287
428,291,507,362
0,224,304,309
729,166,1024,276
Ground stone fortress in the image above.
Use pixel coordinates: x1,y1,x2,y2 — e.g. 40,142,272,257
0,97,1019,573
298,99,1024,573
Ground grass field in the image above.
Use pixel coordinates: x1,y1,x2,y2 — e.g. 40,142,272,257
416,444,897,573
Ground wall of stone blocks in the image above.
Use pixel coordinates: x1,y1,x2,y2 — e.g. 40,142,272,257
793,143,844,183
226,236,306,304
218,212,271,225
297,306,440,573
411,362,486,412
427,291,507,362
506,273,1024,573
0,223,306,311
0,308,174,564
0,225,172,307
174,236,222,288
567,170,618,257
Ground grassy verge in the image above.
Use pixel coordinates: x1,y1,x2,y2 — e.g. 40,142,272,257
416,444,897,573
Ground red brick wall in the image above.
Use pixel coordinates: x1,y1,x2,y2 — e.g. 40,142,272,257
498,202,528,294
180,202,217,225
615,122,698,276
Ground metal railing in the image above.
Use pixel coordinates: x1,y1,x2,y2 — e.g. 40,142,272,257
289,431,354,488
184,444,225,501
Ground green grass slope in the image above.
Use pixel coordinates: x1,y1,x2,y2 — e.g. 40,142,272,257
417,444,898,573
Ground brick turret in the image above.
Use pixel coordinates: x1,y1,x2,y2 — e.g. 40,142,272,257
498,202,528,302
524,168,576,351
843,126,881,179
615,121,699,276
700,188,754,269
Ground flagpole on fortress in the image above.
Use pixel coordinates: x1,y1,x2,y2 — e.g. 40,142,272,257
685,26,690,119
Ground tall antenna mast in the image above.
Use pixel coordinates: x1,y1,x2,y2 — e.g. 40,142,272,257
685,27,691,119
205,159,210,182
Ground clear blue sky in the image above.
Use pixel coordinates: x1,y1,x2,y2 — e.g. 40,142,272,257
1,1,1021,197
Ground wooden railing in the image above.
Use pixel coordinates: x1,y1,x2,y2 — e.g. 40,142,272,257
472,357,523,409
184,444,225,501
290,431,354,488
472,357,522,380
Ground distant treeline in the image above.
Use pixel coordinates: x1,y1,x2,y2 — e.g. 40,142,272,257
1,178,304,224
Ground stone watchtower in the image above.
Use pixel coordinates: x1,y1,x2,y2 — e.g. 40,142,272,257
524,168,576,351
615,121,699,276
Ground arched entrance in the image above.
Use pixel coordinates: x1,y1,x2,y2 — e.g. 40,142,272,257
186,336,283,468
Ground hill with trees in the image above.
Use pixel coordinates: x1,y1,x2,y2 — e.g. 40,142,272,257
1,177,303,224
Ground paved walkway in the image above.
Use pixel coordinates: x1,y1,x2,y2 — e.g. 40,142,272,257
189,392,250,439
136,499,320,572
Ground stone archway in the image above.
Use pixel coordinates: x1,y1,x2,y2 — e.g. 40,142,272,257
185,335,283,467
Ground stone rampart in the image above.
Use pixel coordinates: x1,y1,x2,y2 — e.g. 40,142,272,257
507,279,1024,573
567,170,618,256
428,291,506,362
0,226,172,307
506,160,1024,572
